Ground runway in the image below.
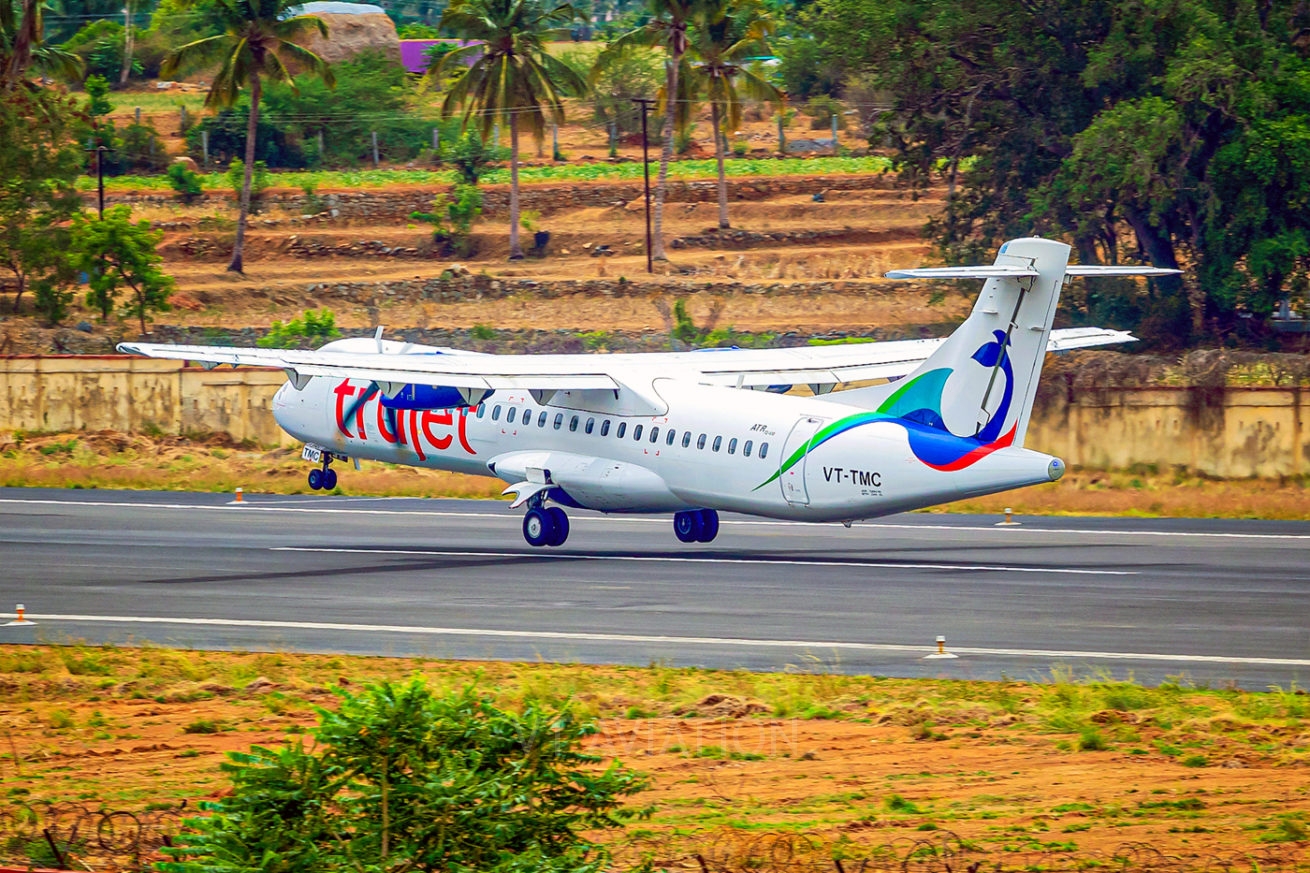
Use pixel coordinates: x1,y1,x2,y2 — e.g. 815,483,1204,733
1,487,1307,688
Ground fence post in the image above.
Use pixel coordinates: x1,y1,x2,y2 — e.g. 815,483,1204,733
552,123,560,161
777,112,786,154
134,106,141,124
432,127,439,153
831,113,838,155
201,129,209,166
608,121,617,158
180,105,187,129
317,129,325,157
372,131,379,167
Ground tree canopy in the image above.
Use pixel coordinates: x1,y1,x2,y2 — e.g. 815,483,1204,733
801,0,1310,344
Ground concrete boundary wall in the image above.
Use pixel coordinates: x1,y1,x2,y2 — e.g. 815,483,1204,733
1,358,1306,477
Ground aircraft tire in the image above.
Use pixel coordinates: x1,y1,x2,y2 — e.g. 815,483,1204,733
697,509,720,543
322,469,338,491
545,507,569,546
674,510,703,543
307,468,324,491
523,508,553,547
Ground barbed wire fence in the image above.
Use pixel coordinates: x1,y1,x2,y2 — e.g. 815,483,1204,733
1,808,1304,873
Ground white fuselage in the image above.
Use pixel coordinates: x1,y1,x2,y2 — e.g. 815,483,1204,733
272,367,1063,523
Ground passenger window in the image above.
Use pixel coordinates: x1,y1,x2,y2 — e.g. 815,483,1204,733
728,437,737,455
601,420,611,437
569,415,579,432
666,428,677,446
649,426,660,443
585,417,595,434
682,431,691,448
697,433,707,450
712,436,722,452
476,404,486,418
491,405,501,421
633,424,643,441
744,439,753,457
553,413,563,430
538,411,548,427
506,407,516,424
760,442,769,459
616,422,627,438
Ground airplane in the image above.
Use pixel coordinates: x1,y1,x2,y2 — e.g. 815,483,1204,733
119,237,1177,548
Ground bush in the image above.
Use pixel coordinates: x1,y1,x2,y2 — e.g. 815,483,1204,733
187,108,307,169
226,158,270,206
258,309,342,349
160,681,647,873
412,184,483,256
167,162,204,203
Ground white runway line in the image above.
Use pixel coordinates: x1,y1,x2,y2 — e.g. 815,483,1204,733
2,496,1309,541
11,612,1310,668
273,546,1137,576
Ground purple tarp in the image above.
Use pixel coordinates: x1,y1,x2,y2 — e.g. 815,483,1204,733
399,39,481,74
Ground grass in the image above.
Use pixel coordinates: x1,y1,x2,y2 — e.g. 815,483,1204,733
79,155,895,193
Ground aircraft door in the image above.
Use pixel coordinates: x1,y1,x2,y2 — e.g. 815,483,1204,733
779,416,824,505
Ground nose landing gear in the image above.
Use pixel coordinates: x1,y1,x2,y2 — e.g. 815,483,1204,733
307,455,338,491
673,509,719,543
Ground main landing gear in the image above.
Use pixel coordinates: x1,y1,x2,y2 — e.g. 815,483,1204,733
673,509,719,543
307,454,338,492
522,500,570,548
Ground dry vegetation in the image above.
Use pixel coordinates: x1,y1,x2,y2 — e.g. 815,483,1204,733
2,429,1308,518
0,646,1308,870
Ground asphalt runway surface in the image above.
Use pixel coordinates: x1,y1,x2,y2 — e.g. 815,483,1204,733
0,487,1307,689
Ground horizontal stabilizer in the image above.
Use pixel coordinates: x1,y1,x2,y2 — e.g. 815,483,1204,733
1064,265,1182,277
885,266,1039,280
887,265,1182,280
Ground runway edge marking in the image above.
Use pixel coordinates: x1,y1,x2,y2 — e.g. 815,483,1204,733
12,613,1310,668
2,497,1308,541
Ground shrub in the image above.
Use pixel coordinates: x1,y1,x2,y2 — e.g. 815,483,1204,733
412,184,483,257
258,309,342,349
167,161,204,203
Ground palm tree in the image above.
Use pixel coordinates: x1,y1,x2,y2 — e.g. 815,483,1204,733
680,0,778,229
435,0,586,259
1,0,84,89
161,0,334,273
594,0,700,260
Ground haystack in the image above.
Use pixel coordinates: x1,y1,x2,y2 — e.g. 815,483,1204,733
291,2,401,65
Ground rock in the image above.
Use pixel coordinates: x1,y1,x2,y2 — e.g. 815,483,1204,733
171,155,200,173
76,321,93,333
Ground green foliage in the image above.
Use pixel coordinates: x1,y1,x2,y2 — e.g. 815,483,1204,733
69,205,174,333
443,129,502,184
167,161,204,203
411,184,483,256
0,87,83,319
83,74,113,118
225,158,269,203
257,309,342,349
571,42,663,136
64,19,131,81
160,680,647,873
397,22,442,37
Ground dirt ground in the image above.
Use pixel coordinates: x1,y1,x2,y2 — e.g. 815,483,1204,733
0,649,1307,871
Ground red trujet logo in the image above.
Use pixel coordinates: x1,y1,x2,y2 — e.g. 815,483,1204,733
332,379,476,461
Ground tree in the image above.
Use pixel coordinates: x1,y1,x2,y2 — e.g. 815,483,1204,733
435,0,587,260
680,0,779,229
160,681,648,873
70,205,174,334
161,0,335,273
0,86,83,315
595,0,700,260
1,0,83,88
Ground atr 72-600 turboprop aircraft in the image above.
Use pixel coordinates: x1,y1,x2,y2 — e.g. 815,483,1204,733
120,238,1176,547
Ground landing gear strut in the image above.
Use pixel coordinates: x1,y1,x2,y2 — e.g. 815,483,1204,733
307,454,338,491
674,509,719,543
522,496,569,547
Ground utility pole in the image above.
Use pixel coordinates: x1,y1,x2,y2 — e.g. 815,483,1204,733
632,97,655,274
120,1,134,86
84,144,111,219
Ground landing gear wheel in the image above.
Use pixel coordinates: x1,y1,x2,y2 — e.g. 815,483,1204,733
545,506,570,546
307,468,324,490
674,510,703,543
697,509,720,543
322,468,338,491
523,507,554,547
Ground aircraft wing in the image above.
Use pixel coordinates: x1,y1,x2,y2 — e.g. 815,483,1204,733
119,326,1132,396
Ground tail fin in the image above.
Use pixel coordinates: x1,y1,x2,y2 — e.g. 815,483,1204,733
839,237,1072,449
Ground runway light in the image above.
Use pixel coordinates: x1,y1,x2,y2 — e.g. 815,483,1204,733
230,487,245,506
5,604,35,626
995,507,1021,526
923,633,958,660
